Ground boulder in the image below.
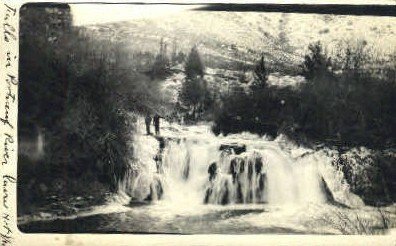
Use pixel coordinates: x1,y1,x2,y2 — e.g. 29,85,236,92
321,177,350,208
219,143,246,155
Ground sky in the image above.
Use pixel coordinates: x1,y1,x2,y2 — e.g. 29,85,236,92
70,1,396,26
70,4,198,26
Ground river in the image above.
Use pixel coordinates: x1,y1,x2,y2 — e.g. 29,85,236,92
18,117,395,234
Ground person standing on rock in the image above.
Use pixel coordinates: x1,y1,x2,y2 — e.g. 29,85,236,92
153,113,161,135
145,113,152,135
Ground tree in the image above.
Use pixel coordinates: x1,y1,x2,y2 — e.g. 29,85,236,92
178,46,209,120
151,38,170,78
334,40,369,79
301,41,332,80
19,3,73,134
179,77,209,119
185,46,204,79
180,78,205,105
175,51,186,64
18,3,135,195
251,54,269,89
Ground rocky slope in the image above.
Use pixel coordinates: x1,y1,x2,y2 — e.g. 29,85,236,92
79,9,395,70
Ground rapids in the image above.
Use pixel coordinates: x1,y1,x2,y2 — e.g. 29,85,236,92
119,117,363,208
19,116,396,234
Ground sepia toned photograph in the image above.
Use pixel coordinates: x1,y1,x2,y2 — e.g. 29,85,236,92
16,2,395,235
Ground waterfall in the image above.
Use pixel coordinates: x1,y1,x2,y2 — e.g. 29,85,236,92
202,145,327,205
118,118,364,208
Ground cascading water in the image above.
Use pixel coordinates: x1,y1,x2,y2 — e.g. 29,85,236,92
119,117,363,208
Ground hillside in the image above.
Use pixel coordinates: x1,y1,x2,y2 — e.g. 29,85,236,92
81,10,395,71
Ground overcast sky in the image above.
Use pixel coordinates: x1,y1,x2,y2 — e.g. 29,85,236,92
70,4,198,26
70,1,396,26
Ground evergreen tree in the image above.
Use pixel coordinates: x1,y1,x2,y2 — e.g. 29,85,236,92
176,51,186,64
151,38,170,78
252,54,269,89
336,40,368,79
171,38,178,65
179,46,208,120
180,77,206,108
185,46,204,79
301,41,332,80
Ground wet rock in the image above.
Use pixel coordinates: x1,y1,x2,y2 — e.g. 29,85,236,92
154,153,163,173
219,143,246,155
236,182,243,203
239,159,245,173
321,177,349,208
229,157,244,182
248,161,254,180
154,136,166,150
183,152,191,180
208,162,217,181
247,190,253,203
258,173,267,191
256,173,267,202
255,157,263,174
221,180,230,205
230,163,237,181
145,179,164,201
321,177,334,203
204,187,212,204
183,162,190,180
129,199,150,207
154,180,163,200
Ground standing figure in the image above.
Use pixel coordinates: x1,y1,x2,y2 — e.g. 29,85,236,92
153,113,161,135
145,113,152,135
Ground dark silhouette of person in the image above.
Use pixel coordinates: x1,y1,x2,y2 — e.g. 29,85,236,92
153,113,161,135
145,113,152,135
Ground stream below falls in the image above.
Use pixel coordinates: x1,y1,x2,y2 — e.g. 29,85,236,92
19,118,396,234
